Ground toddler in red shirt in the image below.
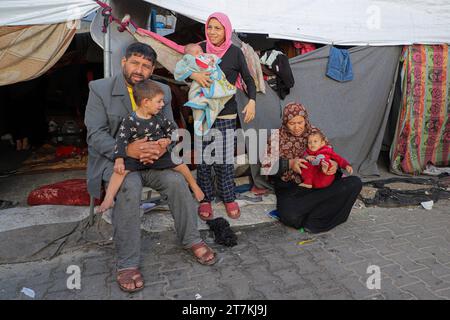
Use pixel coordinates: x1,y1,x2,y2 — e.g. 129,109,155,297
299,130,353,189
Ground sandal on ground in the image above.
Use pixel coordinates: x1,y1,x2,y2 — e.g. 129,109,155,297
116,268,144,293
189,242,217,265
224,201,240,219
251,185,269,195
198,202,213,221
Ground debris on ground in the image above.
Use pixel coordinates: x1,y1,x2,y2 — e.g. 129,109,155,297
421,200,434,210
359,177,450,208
297,239,315,245
20,287,35,298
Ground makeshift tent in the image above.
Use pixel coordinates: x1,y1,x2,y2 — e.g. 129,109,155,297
0,0,98,26
3,1,450,44
1,0,449,179
0,1,98,85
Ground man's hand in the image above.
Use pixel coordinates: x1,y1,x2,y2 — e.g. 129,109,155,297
158,138,171,148
322,160,338,175
289,158,308,174
114,158,125,175
126,137,161,165
190,72,212,87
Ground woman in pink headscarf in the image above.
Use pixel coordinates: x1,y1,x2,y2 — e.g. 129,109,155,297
190,12,257,221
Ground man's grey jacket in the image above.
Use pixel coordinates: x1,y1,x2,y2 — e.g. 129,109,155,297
84,74,173,199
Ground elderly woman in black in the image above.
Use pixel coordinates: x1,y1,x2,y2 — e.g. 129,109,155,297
263,102,362,232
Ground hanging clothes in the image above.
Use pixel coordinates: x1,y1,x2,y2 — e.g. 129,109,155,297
326,46,354,82
260,49,295,99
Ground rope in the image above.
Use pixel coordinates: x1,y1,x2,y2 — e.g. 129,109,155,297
95,0,140,33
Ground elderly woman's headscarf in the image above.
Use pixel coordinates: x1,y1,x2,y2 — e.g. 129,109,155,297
205,12,232,58
275,102,329,183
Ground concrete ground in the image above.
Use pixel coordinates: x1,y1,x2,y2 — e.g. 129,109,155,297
1,199,449,300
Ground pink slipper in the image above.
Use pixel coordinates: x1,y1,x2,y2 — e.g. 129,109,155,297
198,202,213,220
224,201,240,219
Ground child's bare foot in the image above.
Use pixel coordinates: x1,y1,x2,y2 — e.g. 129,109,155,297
191,185,205,202
96,197,114,213
299,183,312,189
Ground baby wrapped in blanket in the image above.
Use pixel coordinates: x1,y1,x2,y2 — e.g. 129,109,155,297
174,43,236,136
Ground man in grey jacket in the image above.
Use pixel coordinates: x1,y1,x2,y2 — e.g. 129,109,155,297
85,43,216,293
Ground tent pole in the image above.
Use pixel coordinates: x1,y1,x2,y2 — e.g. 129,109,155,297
103,0,111,78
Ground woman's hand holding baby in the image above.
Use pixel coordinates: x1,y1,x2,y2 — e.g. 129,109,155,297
322,160,338,175
345,165,353,175
290,158,308,174
190,72,212,87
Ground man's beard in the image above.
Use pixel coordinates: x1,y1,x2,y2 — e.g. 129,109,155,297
123,70,147,85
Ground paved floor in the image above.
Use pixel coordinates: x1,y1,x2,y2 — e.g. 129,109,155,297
1,199,450,300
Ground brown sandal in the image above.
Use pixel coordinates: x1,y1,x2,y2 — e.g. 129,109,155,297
189,242,217,265
117,268,145,293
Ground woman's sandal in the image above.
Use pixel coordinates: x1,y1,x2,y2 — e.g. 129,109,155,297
116,268,145,293
251,185,269,196
224,201,240,219
198,202,213,220
189,242,217,265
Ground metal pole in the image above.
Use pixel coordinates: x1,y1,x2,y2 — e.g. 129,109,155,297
103,0,111,78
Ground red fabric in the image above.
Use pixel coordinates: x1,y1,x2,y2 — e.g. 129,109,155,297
300,162,335,189
293,41,316,55
55,146,83,158
195,57,210,69
27,179,101,206
301,145,350,188
136,28,185,54
305,145,350,168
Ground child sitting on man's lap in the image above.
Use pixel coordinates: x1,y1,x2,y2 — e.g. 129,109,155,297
97,80,204,213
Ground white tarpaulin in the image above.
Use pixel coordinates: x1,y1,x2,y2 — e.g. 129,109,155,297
145,0,450,45
0,0,99,26
1,0,449,44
